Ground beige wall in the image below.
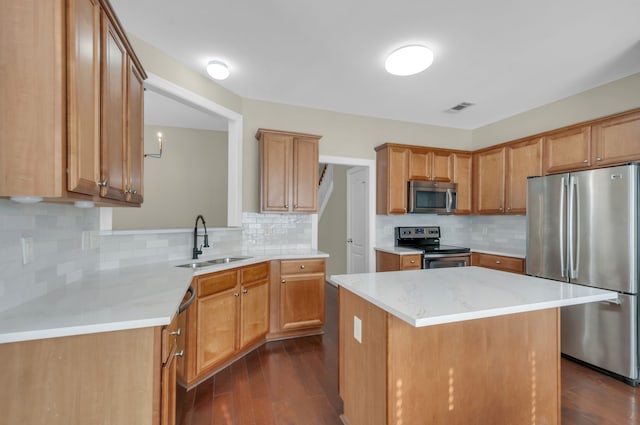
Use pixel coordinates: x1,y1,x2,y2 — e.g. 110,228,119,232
113,126,228,229
472,72,640,149
241,99,472,211
318,165,349,276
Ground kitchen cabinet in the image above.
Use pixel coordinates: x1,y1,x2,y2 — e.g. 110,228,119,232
453,152,473,214
375,250,421,272
0,320,179,425
471,252,525,274
179,262,270,388
409,148,453,182
257,128,321,213
376,144,410,214
592,110,640,166
268,258,326,339
543,126,592,174
0,0,146,206
474,138,542,214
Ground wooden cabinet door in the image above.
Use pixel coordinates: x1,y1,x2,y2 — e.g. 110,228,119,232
452,153,472,214
292,136,319,212
240,279,269,348
126,59,144,204
471,252,525,274
400,254,421,270
196,289,238,374
592,111,640,166
473,147,506,214
261,133,291,212
431,151,453,182
66,0,101,196
377,146,409,214
543,126,591,174
280,273,325,330
506,138,542,214
100,11,127,201
409,150,430,180
160,346,177,425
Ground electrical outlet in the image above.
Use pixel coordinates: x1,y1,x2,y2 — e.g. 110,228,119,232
353,315,362,343
21,237,34,264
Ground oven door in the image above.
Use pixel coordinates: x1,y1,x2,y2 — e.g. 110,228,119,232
423,254,470,269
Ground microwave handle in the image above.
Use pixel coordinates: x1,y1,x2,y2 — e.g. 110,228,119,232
446,189,452,212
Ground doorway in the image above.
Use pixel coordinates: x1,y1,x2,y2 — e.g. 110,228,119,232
316,155,375,277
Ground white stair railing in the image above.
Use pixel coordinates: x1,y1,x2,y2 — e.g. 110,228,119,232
318,164,334,219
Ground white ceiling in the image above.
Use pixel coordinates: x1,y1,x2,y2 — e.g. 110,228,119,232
113,0,640,130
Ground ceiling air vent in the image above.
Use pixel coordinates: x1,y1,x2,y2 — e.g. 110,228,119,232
446,101,475,112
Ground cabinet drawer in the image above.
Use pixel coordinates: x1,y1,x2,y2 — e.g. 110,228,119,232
473,253,525,274
281,258,325,275
198,269,238,298
241,262,269,283
401,255,421,270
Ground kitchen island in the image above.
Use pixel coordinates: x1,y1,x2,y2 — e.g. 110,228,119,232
329,267,617,425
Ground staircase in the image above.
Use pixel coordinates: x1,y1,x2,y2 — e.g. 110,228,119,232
318,164,334,218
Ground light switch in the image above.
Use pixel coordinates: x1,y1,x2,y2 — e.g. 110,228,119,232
354,315,362,343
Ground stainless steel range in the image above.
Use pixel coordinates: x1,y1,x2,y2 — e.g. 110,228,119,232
395,226,471,268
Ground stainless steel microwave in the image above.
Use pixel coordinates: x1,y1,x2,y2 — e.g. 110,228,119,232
408,181,457,213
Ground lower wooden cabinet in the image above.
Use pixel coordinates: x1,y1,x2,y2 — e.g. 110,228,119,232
268,258,326,339
180,262,270,388
375,250,421,271
471,252,525,274
0,323,177,425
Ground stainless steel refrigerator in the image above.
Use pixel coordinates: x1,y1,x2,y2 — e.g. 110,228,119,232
527,163,639,384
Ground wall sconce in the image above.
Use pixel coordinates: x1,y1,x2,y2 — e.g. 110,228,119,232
144,132,163,159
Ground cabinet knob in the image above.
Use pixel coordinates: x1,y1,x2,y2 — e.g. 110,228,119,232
242,289,248,294
281,279,286,284
284,204,289,209
175,350,184,357
300,264,305,269
97,179,108,187
410,260,415,264
507,207,511,211
495,260,501,264
583,159,588,163
294,204,298,208
499,207,503,211
596,157,602,161
169,328,181,336
234,292,240,297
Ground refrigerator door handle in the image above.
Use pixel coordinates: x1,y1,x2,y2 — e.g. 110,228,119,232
568,176,579,279
567,176,575,279
560,176,566,278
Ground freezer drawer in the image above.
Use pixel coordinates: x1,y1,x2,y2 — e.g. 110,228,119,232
561,293,638,381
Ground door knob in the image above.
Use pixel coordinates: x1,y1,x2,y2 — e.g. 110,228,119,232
347,238,353,243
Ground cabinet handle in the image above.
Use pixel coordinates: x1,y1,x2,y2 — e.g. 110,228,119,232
285,204,289,209
596,157,602,161
175,350,184,357
300,264,305,270
294,204,298,208
281,279,286,284
169,328,181,336
410,260,416,264
234,292,240,297
242,289,248,294
583,159,588,163
507,207,511,211
499,207,503,211
97,179,108,187
495,260,501,264
125,188,138,195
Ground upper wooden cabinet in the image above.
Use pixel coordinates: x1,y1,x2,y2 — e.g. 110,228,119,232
376,144,410,214
409,149,453,182
474,138,542,214
0,0,146,206
452,153,473,214
543,126,592,174
592,110,640,166
257,129,321,213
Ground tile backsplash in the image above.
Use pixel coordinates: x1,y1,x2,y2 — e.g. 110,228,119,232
0,200,312,312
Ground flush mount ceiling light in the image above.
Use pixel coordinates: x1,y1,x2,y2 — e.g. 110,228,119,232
385,45,434,76
206,60,230,80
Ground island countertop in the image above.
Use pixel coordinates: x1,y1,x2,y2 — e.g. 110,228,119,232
329,266,617,327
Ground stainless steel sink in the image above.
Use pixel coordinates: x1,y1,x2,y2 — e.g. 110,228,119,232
176,256,252,269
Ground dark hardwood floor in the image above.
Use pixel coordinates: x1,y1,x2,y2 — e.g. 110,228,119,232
178,283,640,425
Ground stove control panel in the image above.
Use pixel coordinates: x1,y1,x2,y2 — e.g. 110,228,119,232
395,226,440,240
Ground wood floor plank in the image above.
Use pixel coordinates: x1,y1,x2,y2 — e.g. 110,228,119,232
178,282,639,425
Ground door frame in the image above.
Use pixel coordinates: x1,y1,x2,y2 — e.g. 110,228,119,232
346,166,370,273
313,155,376,273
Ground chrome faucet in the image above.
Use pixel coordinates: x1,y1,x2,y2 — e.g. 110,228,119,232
192,215,210,259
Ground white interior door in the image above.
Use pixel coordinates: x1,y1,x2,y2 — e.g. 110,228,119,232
347,166,369,273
